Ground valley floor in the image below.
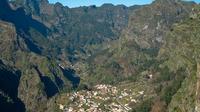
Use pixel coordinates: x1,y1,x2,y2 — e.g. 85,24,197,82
56,75,156,112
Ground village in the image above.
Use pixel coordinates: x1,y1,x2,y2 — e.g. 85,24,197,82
58,84,148,112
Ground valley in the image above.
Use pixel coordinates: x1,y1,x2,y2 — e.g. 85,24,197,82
0,0,200,112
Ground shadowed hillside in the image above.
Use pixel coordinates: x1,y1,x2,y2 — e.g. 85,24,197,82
0,60,25,112
0,0,199,111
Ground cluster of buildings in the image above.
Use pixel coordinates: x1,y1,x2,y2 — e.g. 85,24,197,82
59,84,146,112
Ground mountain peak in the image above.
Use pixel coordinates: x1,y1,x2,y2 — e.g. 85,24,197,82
0,0,199,111
153,0,181,4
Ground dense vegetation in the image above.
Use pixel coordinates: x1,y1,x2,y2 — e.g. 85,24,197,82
0,0,200,111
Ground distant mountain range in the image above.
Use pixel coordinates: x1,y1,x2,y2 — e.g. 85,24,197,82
0,0,200,111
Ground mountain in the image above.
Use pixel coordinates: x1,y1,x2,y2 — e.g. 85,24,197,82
0,0,139,111
85,0,195,84
0,60,25,112
73,0,200,111
157,7,200,111
10,0,139,63
0,0,200,111
0,1,73,111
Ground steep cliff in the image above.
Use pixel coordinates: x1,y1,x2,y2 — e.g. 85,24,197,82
85,0,195,84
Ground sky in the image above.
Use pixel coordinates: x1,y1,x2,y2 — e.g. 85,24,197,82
48,0,200,8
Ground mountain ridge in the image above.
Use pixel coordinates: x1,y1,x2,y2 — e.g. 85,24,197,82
0,0,200,111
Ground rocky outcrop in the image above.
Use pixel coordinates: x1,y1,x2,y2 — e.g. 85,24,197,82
85,0,196,83
158,7,200,111
10,0,139,62
0,10,70,112
0,0,199,111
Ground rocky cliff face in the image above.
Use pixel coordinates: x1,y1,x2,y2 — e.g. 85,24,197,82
85,0,195,83
79,0,200,111
0,0,138,111
124,0,195,48
0,0,200,111
10,0,140,63
157,9,200,111
0,1,72,111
